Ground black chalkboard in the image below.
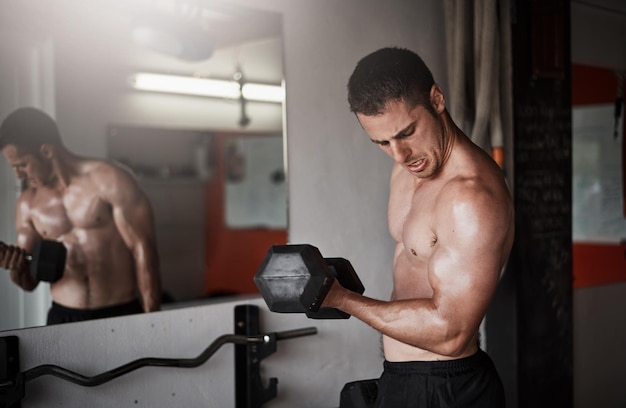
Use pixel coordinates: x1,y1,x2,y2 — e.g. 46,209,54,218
486,1,574,407
514,95,573,408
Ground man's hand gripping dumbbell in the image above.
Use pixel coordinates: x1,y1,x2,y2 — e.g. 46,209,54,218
0,240,67,283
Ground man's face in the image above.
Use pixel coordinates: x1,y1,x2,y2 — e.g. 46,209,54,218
357,98,445,179
1,144,52,188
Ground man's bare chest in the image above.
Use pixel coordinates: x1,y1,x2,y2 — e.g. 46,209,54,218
388,181,441,259
388,184,441,300
29,188,112,237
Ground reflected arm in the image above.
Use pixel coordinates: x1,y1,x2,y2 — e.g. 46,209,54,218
107,166,162,312
7,194,40,291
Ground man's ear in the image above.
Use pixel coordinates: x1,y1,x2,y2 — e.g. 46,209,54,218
38,144,55,159
429,84,445,114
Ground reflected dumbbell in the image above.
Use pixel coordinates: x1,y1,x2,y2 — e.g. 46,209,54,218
0,240,67,282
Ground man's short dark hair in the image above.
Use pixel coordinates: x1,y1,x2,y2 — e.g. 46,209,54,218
0,107,63,151
347,47,435,116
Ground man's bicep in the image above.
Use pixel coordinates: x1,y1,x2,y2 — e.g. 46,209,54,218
108,175,161,311
429,198,505,327
107,171,156,248
114,191,156,248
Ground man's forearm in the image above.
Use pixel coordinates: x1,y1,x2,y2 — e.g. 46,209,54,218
136,266,161,312
10,266,38,291
325,281,475,357
137,261,162,312
141,280,161,312
133,241,162,312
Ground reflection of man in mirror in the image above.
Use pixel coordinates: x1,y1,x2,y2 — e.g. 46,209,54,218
0,107,162,324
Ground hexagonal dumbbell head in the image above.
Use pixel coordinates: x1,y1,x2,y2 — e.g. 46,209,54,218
30,240,66,283
254,244,332,314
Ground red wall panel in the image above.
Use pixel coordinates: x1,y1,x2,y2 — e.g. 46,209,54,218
572,64,626,288
204,133,287,296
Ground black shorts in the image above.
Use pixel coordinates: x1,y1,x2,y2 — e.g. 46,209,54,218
374,349,505,408
47,299,144,325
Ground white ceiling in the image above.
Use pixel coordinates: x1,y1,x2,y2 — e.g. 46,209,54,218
2,0,284,85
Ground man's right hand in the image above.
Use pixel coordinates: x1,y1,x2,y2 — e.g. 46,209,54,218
0,241,40,291
0,241,27,271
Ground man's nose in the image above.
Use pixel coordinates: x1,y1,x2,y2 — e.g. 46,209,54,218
389,141,410,163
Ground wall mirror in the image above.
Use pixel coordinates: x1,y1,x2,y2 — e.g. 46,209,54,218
0,0,286,331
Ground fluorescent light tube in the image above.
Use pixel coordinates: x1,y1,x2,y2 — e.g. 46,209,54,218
130,72,284,103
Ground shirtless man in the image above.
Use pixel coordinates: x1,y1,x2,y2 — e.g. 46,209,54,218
322,48,515,406
0,107,161,325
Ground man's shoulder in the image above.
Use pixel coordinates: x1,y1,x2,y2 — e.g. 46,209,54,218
438,165,511,216
17,187,37,207
446,141,509,196
81,158,135,179
74,159,140,196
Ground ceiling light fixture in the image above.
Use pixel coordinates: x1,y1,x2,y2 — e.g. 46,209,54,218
129,72,284,103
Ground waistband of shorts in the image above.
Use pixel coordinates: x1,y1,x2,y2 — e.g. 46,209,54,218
383,349,491,374
50,299,141,316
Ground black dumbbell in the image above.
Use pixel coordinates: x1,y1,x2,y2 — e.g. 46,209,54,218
254,244,365,319
0,240,66,283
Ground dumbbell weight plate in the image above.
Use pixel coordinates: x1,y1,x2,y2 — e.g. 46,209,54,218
254,244,365,320
254,244,328,314
30,240,67,283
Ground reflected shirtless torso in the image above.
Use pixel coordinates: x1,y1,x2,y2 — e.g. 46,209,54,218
2,144,161,313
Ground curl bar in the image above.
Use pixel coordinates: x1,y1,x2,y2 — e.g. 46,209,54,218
0,304,317,408
22,327,316,387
